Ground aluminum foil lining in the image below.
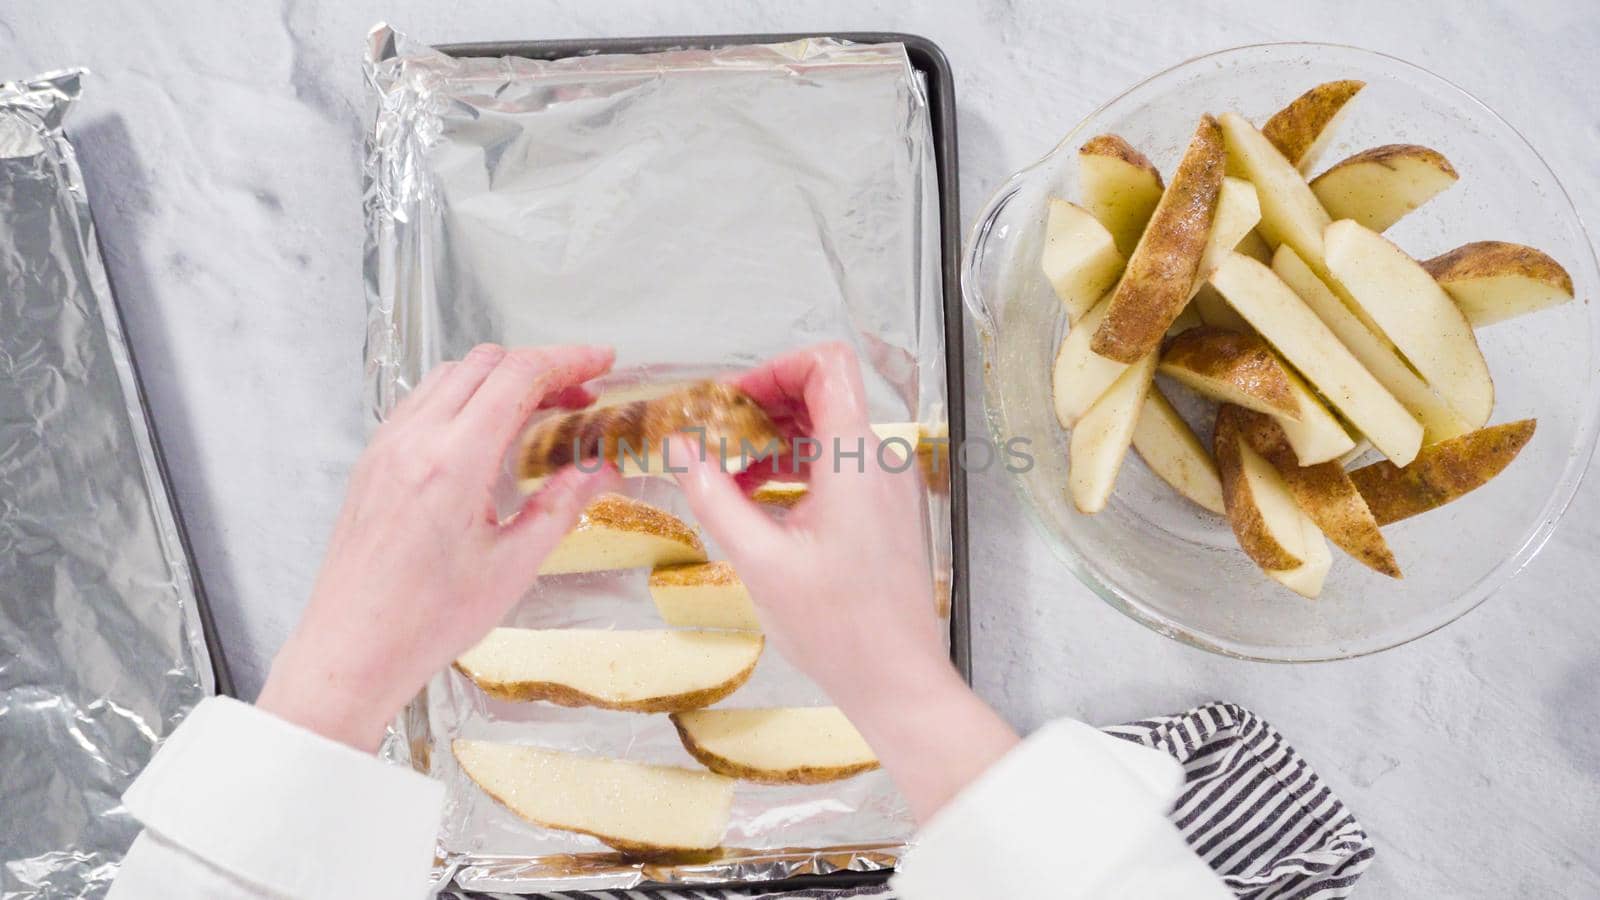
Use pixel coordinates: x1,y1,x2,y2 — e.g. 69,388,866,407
363,25,947,893
0,70,215,898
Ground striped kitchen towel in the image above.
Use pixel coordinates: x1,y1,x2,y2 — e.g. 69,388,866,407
453,702,1373,899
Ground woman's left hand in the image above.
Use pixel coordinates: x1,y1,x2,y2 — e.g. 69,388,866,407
256,344,621,752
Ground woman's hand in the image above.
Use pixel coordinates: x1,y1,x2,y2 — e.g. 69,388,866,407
673,343,1019,822
257,344,621,752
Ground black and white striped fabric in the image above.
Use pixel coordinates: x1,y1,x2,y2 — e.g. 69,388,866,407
450,703,1373,900
1103,703,1375,898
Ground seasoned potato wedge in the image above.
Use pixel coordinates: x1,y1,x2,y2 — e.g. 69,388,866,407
1070,353,1157,513
1216,406,1334,597
1227,406,1400,578
1262,80,1365,173
1349,419,1536,525
1079,134,1166,256
1160,326,1299,419
1311,144,1458,232
453,741,734,856
1131,386,1226,515
1422,241,1575,327
1092,116,1226,363
671,707,879,785
455,628,764,712
1041,198,1126,321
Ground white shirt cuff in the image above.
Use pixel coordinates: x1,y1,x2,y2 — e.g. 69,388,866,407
120,696,443,900
891,719,1230,900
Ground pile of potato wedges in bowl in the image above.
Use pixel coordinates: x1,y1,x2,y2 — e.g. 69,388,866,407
964,45,1600,657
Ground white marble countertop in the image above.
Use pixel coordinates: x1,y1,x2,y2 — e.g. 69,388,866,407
5,1,1597,895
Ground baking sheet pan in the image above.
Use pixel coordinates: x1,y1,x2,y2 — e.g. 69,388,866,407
438,32,969,680
364,27,964,894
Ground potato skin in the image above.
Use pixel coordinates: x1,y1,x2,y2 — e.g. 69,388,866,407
1160,326,1298,418
454,647,761,713
669,714,880,785
1091,115,1226,363
1349,419,1536,525
1228,407,1401,578
1214,404,1304,571
1261,79,1365,167
452,740,726,859
1080,134,1163,180
518,382,780,479
1318,142,1457,177
1422,241,1573,294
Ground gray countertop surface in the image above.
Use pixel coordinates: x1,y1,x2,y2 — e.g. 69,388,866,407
4,1,1597,896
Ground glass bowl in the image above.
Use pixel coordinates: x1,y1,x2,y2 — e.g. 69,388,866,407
961,43,1600,661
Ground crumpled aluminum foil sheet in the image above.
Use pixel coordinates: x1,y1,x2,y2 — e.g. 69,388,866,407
0,70,216,898
363,25,947,893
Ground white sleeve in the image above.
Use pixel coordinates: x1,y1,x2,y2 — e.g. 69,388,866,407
107,696,445,900
890,719,1231,900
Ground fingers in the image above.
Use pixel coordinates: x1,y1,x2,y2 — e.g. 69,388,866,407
389,360,459,424
456,345,615,451
668,436,784,558
493,463,621,573
735,342,871,440
416,344,510,419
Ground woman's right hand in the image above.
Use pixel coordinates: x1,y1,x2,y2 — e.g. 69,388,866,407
671,343,1020,822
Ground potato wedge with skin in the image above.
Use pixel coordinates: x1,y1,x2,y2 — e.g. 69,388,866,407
1226,406,1400,577
1216,409,1334,597
1270,513,1333,599
1041,198,1126,322
540,494,707,575
1220,112,1333,265
1262,80,1365,173
750,481,806,508
1311,144,1459,232
1422,241,1576,327
1324,220,1494,429
1169,177,1262,335
1210,252,1422,465
1079,134,1165,257
1053,295,1130,427
1160,326,1299,419
671,707,879,785
1350,419,1536,525
454,628,764,712
1214,409,1305,571
1092,116,1226,363
1070,353,1157,513
648,562,761,631
453,741,734,856
1131,386,1226,515
1272,243,1470,442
